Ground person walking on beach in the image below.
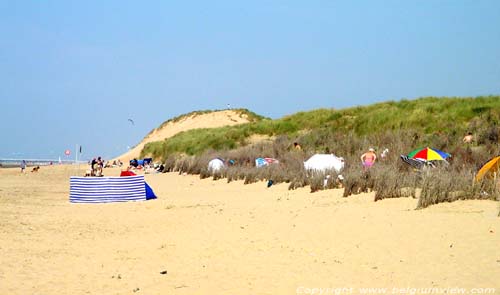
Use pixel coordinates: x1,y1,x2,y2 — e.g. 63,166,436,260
361,148,377,171
20,160,26,173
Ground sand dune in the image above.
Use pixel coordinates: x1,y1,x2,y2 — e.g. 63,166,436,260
113,110,251,163
0,165,499,294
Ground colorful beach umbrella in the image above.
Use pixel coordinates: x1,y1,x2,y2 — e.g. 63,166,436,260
475,156,500,182
408,147,450,161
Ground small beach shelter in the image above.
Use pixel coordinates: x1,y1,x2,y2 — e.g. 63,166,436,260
120,170,157,199
70,175,156,203
304,154,345,173
475,156,500,182
208,158,225,172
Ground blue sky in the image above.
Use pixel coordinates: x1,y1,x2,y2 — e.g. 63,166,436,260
1,1,499,160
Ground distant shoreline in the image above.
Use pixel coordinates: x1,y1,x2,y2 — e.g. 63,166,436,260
0,159,83,168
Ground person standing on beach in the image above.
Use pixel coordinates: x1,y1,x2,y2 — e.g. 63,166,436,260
463,132,473,144
380,148,389,160
20,160,26,173
96,157,104,176
360,148,377,171
91,158,97,176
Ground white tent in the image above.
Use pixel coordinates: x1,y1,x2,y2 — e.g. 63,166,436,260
304,154,345,173
208,158,225,172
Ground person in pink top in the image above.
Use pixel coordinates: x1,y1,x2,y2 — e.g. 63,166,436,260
361,148,377,171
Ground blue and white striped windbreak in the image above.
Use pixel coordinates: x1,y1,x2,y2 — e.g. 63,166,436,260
70,175,147,203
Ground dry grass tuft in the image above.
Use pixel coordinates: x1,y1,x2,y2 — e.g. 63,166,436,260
416,169,497,209
154,128,499,212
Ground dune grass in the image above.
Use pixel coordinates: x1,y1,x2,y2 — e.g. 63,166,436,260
142,96,500,159
140,96,500,212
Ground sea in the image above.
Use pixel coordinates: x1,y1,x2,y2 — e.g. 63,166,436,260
0,159,80,168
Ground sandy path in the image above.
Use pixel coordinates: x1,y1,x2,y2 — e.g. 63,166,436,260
0,166,498,294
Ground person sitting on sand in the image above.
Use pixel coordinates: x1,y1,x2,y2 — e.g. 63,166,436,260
361,148,377,171
156,164,165,173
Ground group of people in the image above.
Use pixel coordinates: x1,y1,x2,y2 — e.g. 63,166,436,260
108,159,123,168
129,158,163,173
88,158,126,176
89,157,104,177
82,157,164,177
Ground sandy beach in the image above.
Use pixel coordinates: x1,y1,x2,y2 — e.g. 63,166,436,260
0,165,498,295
